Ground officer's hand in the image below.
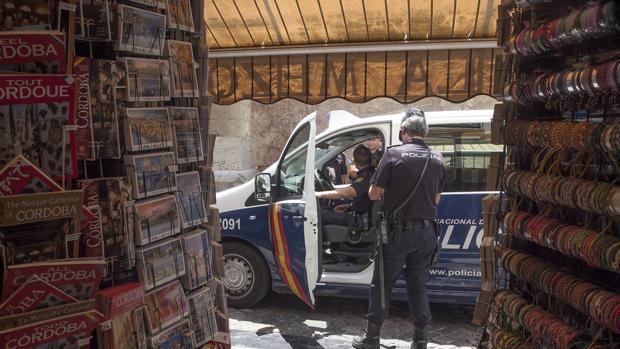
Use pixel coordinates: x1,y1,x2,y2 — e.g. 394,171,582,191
348,164,359,179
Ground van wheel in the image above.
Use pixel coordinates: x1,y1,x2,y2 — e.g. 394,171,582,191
223,242,270,308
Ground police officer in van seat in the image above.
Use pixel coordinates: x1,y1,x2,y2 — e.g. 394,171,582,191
353,107,446,349
315,145,375,226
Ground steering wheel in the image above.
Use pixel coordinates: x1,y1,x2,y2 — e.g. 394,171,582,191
315,169,334,191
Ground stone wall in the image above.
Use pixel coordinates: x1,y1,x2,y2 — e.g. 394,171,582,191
211,96,498,192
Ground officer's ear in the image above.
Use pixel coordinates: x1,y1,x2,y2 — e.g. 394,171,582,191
398,127,405,142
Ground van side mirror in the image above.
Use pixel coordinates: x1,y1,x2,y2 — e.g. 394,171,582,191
254,173,272,202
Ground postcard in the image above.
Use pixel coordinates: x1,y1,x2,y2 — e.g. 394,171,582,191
0,31,65,74
148,319,192,349
125,0,166,9
176,171,207,228
0,1,51,31
137,237,185,290
77,0,112,41
169,107,203,164
76,177,135,273
90,59,124,158
166,40,198,97
181,230,211,291
122,57,171,102
0,155,94,230
124,108,173,151
133,194,180,246
117,5,166,56
143,280,189,334
97,282,144,319
0,74,78,180
125,152,176,199
0,310,104,349
74,56,95,160
166,0,194,32
187,287,217,346
135,306,148,349
0,276,77,316
1,258,106,302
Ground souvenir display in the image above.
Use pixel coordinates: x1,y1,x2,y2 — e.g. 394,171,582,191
0,0,51,31
166,0,194,32
0,31,66,74
0,0,227,345
176,171,207,228
166,40,199,97
0,276,77,316
121,57,171,102
170,107,204,163
133,194,181,246
187,287,217,346
76,177,135,274
76,0,112,41
123,108,173,152
74,56,96,160
0,309,105,349
136,238,185,290
487,2,620,346
143,280,189,334
181,230,211,291
0,74,78,180
126,152,177,199
1,258,106,302
117,5,166,56
90,59,124,159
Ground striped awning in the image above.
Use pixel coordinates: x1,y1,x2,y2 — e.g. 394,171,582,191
204,0,501,105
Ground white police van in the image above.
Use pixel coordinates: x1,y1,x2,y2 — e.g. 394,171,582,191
216,109,500,308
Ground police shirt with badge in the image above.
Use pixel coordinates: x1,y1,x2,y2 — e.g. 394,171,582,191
370,138,446,220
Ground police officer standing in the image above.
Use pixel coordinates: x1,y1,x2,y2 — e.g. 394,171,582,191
353,107,446,349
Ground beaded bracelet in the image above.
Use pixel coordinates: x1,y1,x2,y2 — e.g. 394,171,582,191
498,247,620,333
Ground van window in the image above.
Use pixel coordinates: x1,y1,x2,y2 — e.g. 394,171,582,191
276,123,311,198
426,127,501,192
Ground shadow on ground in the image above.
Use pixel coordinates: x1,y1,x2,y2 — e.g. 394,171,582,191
229,293,482,348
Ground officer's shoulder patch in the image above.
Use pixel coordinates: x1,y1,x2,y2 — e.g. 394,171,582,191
386,144,400,150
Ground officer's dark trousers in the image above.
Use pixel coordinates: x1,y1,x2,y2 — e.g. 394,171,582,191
321,208,348,226
367,224,437,329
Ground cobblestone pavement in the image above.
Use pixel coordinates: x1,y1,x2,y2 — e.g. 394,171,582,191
229,293,482,349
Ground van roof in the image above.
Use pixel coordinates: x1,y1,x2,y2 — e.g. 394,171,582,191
326,109,495,131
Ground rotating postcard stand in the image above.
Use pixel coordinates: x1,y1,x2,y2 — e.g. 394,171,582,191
194,307,217,345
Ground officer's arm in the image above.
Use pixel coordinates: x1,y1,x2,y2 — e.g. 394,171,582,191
368,185,384,201
435,193,441,205
315,186,357,200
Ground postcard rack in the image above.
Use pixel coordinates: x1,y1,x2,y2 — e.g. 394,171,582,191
478,1,620,348
0,0,229,348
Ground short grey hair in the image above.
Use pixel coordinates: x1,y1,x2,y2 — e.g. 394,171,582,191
401,107,428,137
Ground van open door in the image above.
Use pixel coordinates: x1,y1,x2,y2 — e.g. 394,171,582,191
262,112,319,308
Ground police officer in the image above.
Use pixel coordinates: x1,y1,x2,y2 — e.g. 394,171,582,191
316,145,375,225
353,107,446,349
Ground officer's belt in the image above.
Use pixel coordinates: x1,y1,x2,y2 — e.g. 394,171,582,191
393,218,433,230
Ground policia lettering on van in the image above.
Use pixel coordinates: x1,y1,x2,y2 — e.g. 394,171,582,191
215,109,501,308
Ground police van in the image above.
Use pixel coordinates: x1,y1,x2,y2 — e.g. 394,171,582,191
216,109,500,308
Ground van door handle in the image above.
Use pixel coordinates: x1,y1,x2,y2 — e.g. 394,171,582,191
249,215,256,220
292,215,307,222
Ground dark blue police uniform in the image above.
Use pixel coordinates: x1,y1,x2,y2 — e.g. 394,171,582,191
368,138,446,332
321,166,375,225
